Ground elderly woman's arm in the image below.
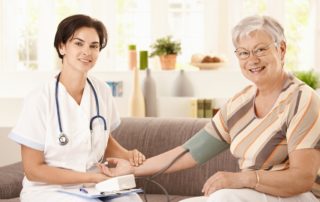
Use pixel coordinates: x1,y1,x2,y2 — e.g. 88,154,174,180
254,149,320,197
202,148,320,197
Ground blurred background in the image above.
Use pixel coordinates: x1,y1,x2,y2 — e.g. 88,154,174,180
0,0,320,166
0,0,319,72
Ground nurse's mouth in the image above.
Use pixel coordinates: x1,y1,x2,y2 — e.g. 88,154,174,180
249,66,265,73
79,58,92,63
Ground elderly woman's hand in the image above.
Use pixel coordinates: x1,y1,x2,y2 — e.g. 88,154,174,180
202,171,256,196
97,158,134,177
128,149,146,166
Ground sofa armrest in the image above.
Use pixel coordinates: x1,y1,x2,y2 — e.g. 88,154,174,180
0,162,23,199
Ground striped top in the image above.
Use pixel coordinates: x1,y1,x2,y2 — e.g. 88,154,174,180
204,74,320,196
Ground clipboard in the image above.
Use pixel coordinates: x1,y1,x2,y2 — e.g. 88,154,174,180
57,187,143,199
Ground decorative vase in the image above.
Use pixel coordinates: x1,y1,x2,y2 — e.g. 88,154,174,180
159,54,176,70
139,50,148,70
173,69,194,97
129,66,145,117
142,68,158,117
128,44,137,70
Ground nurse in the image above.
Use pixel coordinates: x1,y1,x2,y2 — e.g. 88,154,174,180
9,14,144,202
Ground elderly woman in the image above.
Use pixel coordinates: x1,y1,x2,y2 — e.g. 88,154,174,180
101,15,320,202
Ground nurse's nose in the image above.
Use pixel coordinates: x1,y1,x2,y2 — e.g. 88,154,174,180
82,45,92,55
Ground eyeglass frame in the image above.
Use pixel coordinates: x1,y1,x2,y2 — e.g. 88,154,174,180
234,42,278,60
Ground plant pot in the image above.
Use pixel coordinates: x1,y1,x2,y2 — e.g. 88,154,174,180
159,54,177,70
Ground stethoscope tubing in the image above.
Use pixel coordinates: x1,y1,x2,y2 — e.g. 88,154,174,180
55,73,107,145
86,79,107,131
55,73,63,134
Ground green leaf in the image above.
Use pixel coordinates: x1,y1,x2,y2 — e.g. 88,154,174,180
294,70,319,89
149,36,181,57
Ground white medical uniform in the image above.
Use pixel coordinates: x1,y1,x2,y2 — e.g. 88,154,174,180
9,76,142,202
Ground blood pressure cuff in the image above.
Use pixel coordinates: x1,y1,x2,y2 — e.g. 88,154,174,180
182,129,229,165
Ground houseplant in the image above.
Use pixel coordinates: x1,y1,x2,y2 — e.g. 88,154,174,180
294,70,319,89
150,36,181,70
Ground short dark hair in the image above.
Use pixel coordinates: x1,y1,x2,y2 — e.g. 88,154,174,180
54,14,108,59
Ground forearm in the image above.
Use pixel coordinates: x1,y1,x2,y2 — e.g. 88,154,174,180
134,146,197,176
253,149,320,197
254,169,315,197
22,145,107,185
24,164,105,185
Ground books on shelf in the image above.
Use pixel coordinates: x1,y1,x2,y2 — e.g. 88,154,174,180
204,99,213,118
106,81,123,97
191,98,218,118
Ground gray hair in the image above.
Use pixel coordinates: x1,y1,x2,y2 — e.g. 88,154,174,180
232,15,285,47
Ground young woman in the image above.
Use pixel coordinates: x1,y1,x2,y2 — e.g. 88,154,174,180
9,14,144,202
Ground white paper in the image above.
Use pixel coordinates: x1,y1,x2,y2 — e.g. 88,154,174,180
57,187,143,199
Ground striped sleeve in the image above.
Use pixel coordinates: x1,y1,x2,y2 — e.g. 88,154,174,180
286,86,320,152
204,100,231,144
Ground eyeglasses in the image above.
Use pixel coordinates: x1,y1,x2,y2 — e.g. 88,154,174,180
234,42,277,60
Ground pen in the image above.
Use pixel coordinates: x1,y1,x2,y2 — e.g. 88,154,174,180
80,187,88,194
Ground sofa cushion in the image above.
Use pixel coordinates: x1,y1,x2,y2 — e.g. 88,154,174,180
0,162,23,199
0,198,20,202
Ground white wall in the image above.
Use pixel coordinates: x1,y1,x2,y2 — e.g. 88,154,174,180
0,127,20,166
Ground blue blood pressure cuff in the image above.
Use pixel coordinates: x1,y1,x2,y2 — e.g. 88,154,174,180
182,129,229,165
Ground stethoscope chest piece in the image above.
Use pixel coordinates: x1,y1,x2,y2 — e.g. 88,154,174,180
55,73,107,146
59,133,69,145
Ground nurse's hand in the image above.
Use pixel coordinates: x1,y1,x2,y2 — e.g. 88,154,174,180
97,158,134,177
128,149,146,166
91,173,110,183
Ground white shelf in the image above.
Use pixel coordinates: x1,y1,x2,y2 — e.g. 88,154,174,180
0,70,248,126
114,96,228,118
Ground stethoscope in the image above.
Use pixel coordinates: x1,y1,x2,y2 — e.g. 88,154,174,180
55,73,107,145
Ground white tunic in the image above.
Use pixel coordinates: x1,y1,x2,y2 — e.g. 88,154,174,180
8,76,141,202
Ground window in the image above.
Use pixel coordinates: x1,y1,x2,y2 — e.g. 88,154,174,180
16,0,40,70
284,0,314,70
0,0,319,71
1,0,91,71
241,0,314,70
167,0,204,68
113,0,151,70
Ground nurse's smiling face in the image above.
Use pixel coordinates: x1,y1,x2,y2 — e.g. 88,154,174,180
59,27,100,73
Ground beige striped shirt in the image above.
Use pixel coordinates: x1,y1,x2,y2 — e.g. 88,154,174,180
205,74,320,196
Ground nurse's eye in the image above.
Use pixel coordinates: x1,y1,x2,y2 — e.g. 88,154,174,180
90,44,100,49
75,41,84,47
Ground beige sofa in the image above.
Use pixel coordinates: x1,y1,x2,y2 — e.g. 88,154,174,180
0,117,239,202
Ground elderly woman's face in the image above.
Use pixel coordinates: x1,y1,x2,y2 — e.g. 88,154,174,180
235,30,285,86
